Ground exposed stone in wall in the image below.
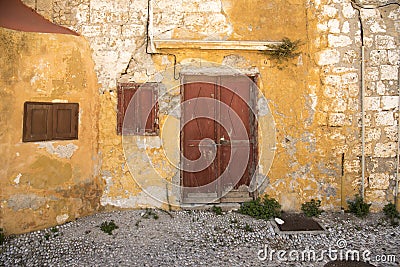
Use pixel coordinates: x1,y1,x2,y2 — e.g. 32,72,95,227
312,0,399,210
22,0,233,91
22,0,148,91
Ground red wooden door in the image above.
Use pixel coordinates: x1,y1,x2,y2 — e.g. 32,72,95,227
181,75,256,203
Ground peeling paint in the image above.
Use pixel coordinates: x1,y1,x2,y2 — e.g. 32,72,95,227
7,194,46,211
14,173,22,185
56,214,69,224
136,136,162,150
101,186,166,209
37,142,78,159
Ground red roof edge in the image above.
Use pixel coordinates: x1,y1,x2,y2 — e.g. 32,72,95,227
0,0,79,36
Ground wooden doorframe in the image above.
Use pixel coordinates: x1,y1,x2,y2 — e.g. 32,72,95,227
180,74,259,203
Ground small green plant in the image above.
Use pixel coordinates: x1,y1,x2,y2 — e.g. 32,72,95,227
44,233,51,240
135,220,141,228
267,37,302,63
347,195,371,218
301,199,323,217
239,195,281,220
142,208,159,219
100,220,119,235
0,228,4,245
212,205,223,215
244,223,254,232
43,227,61,240
383,202,399,226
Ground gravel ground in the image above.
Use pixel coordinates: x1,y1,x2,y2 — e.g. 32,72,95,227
0,209,399,267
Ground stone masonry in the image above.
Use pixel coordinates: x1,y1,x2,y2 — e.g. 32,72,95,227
311,0,399,209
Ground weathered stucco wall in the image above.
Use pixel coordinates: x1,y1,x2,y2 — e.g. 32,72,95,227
14,0,400,217
0,27,103,234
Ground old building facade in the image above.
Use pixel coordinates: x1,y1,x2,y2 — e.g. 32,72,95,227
0,0,399,234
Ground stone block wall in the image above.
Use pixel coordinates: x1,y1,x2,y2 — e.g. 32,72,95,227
310,0,399,209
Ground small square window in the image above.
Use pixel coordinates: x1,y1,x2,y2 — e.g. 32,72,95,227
23,102,79,142
117,83,159,135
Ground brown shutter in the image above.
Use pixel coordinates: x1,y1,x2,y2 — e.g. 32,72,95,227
117,83,158,135
140,83,157,134
117,84,124,134
117,83,138,135
52,103,79,140
23,102,53,142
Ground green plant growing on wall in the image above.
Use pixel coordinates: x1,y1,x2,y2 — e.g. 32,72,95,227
100,220,119,235
239,195,281,220
267,37,302,63
383,202,399,226
301,199,323,217
347,195,371,218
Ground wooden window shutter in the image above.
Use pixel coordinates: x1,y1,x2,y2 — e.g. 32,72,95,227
23,102,79,142
117,83,158,135
23,102,53,142
117,83,138,135
52,103,79,140
139,83,157,134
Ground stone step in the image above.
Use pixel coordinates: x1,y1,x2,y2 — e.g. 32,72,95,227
181,202,241,211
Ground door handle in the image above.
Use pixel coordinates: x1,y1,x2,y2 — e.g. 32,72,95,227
219,136,230,145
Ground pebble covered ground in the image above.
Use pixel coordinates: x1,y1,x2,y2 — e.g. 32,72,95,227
0,210,399,266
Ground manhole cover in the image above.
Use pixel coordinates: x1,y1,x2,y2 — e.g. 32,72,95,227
271,213,325,234
324,260,375,267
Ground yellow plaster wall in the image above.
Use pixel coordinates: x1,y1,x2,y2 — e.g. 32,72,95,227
0,28,103,234
99,0,322,211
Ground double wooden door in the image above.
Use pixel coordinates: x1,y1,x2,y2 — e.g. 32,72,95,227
181,75,257,203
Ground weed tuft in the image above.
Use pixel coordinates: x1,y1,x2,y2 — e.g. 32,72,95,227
267,37,302,63
239,195,281,220
347,195,371,218
100,220,119,235
383,202,399,226
244,223,254,232
142,208,159,220
301,199,323,217
212,205,223,215
0,228,4,245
